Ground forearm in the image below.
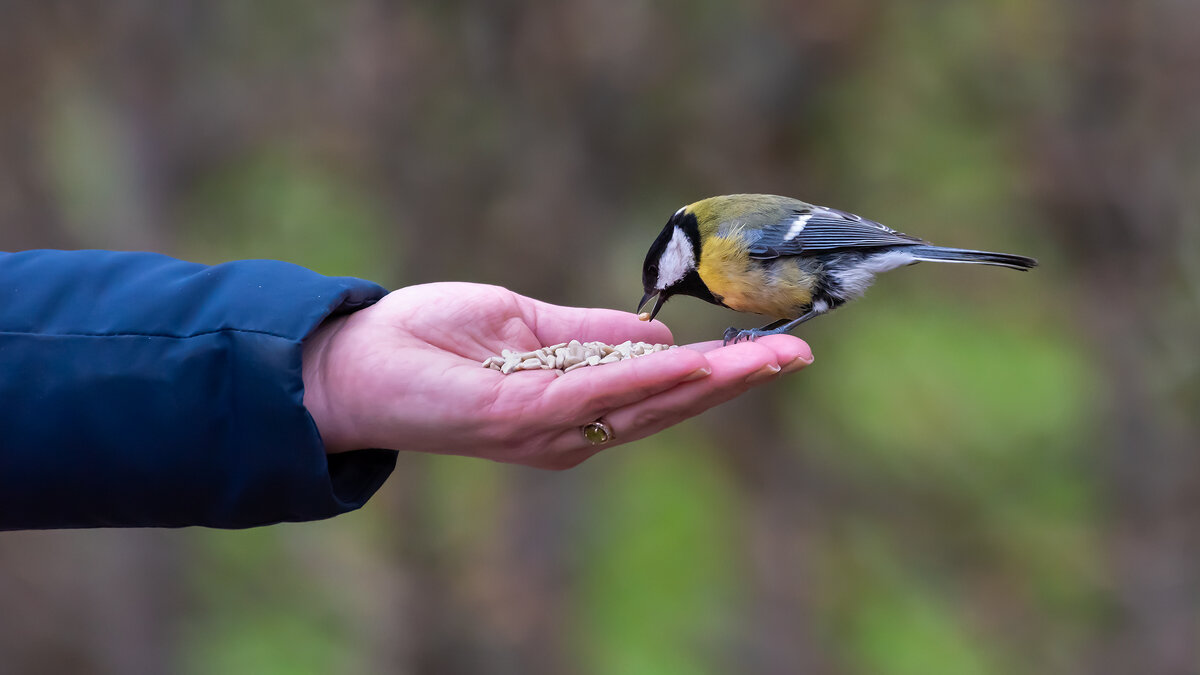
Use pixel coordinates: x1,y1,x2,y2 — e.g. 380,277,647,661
0,249,395,529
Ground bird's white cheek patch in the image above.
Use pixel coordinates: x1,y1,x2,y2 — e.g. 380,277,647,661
657,227,695,288
783,213,813,241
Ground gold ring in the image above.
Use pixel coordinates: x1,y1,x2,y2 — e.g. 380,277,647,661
581,419,615,445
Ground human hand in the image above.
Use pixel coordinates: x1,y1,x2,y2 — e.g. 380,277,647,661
302,283,813,469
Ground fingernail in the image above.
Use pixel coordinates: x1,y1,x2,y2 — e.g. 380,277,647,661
745,363,781,384
781,353,814,373
683,367,712,382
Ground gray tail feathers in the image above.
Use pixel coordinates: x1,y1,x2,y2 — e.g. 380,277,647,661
906,245,1038,271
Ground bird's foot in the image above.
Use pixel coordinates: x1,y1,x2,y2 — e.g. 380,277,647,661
723,327,769,345
722,312,819,346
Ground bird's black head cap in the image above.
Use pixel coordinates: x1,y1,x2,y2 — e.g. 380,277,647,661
638,207,718,320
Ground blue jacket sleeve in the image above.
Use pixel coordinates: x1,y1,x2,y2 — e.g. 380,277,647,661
0,250,397,530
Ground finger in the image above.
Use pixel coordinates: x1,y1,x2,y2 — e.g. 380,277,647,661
591,340,804,444
519,339,817,469
525,300,674,346
538,340,785,459
537,346,711,427
728,335,813,372
681,340,725,353
682,335,812,361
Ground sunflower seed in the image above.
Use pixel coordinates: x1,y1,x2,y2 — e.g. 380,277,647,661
484,340,677,375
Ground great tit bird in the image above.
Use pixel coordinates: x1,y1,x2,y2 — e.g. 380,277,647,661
638,194,1037,344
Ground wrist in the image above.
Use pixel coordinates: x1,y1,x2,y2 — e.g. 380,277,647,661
302,313,357,453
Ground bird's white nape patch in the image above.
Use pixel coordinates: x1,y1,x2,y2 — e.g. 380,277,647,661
674,206,686,217
832,250,916,299
656,226,695,289
783,213,813,241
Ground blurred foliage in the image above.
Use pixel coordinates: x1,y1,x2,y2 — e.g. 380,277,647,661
1,1,1197,674
574,432,741,675
181,527,352,675
177,148,396,283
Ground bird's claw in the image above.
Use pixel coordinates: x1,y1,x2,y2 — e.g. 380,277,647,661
722,327,759,346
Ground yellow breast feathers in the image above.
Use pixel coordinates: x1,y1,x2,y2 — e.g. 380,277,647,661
698,231,815,319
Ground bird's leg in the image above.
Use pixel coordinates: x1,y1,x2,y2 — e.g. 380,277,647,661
723,319,788,344
723,310,821,345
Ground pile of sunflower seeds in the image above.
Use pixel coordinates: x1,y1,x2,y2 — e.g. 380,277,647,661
482,339,676,374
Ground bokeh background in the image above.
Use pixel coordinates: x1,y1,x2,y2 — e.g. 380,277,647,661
1,1,1197,674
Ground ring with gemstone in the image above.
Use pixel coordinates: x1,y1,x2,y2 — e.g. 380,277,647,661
581,419,615,445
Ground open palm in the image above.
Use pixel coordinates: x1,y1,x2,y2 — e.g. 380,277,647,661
304,282,813,468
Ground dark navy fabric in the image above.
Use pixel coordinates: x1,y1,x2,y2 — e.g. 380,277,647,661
0,249,397,530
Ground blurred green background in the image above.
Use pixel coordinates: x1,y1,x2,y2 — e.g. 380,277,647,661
1,2,1197,674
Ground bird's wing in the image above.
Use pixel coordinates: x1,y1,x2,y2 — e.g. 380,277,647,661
746,205,924,260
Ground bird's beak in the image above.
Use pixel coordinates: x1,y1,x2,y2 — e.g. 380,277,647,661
637,290,668,322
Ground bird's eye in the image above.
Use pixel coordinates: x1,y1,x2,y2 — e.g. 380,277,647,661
647,264,658,277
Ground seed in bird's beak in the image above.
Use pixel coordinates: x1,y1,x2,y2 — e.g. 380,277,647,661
636,291,667,322
637,312,651,321
637,291,655,314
